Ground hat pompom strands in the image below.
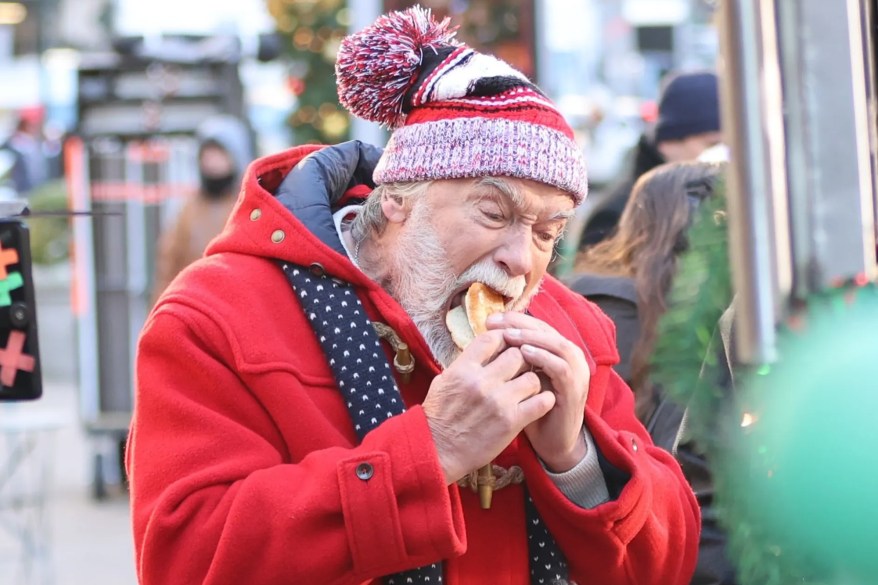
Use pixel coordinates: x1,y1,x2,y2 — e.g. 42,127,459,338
336,6,461,129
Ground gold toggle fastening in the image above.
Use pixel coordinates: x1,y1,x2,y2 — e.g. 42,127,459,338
372,322,415,383
457,465,524,503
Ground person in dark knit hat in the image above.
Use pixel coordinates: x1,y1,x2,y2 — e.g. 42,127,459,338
579,71,723,248
128,7,699,585
654,72,722,162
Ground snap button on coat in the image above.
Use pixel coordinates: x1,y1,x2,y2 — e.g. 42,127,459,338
271,230,285,243
355,462,373,481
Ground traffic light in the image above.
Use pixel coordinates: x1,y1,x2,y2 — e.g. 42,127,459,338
0,208,41,401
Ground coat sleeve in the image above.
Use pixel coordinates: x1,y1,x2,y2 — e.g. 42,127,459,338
128,303,466,585
516,288,701,585
517,367,700,584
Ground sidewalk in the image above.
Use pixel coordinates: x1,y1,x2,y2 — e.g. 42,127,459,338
0,262,137,585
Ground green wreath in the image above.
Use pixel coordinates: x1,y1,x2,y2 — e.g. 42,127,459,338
650,182,732,441
722,284,878,585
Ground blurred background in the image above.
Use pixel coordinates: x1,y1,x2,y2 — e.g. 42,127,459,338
0,0,721,583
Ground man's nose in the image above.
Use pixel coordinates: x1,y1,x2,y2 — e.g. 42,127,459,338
495,228,533,277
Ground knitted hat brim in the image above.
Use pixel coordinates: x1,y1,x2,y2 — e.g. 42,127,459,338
374,116,588,204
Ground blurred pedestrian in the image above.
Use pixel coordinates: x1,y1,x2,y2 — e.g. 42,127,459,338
151,114,253,303
568,160,726,425
2,107,49,195
579,72,722,247
570,160,732,585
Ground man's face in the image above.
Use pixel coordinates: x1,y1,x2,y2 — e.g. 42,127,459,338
386,176,574,366
199,144,235,178
658,130,723,163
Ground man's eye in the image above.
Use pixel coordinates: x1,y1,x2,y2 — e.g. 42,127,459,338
537,230,558,243
481,209,504,222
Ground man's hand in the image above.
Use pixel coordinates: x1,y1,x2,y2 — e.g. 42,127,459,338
486,312,591,473
422,330,556,484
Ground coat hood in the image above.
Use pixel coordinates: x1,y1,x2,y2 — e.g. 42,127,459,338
207,143,380,287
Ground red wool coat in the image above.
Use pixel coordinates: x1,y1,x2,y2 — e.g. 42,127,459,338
128,145,700,585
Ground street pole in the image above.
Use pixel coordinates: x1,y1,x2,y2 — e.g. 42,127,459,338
717,0,786,365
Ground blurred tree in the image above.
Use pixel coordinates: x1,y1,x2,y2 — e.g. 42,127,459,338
386,0,535,78
266,0,350,144
266,0,535,144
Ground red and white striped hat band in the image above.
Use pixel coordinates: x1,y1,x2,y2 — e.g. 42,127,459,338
336,6,589,205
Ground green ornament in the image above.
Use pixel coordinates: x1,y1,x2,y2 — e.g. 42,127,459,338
728,285,878,583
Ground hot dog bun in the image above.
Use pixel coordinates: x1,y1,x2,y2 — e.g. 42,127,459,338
465,283,506,336
446,305,475,349
446,283,506,350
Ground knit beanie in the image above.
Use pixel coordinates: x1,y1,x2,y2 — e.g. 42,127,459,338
654,71,721,144
335,6,588,205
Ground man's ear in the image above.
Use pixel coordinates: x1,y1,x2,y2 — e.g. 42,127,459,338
380,191,409,224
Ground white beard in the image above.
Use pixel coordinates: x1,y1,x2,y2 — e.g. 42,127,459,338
386,202,541,368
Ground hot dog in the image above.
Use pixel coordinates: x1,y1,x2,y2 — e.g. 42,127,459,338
446,282,506,349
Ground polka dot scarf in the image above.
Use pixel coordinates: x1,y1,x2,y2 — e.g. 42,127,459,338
282,263,571,585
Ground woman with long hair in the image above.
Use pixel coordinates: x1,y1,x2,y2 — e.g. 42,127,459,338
569,160,726,423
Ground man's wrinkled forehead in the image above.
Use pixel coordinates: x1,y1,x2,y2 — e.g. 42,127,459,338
471,177,576,220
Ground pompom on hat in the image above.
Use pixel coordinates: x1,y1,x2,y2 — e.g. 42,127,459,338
336,6,588,205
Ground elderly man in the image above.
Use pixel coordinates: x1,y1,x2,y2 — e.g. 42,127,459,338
128,7,699,585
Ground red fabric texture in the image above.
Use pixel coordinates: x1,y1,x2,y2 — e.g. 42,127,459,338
338,183,374,207
128,145,700,585
405,97,575,139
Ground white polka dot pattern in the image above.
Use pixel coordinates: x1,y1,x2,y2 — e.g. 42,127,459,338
525,491,571,584
284,263,442,583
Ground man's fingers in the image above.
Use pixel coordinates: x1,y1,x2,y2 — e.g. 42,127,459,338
520,344,570,388
460,329,509,365
486,311,552,333
516,390,556,426
487,312,587,370
502,327,589,372
483,346,529,381
502,370,542,403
